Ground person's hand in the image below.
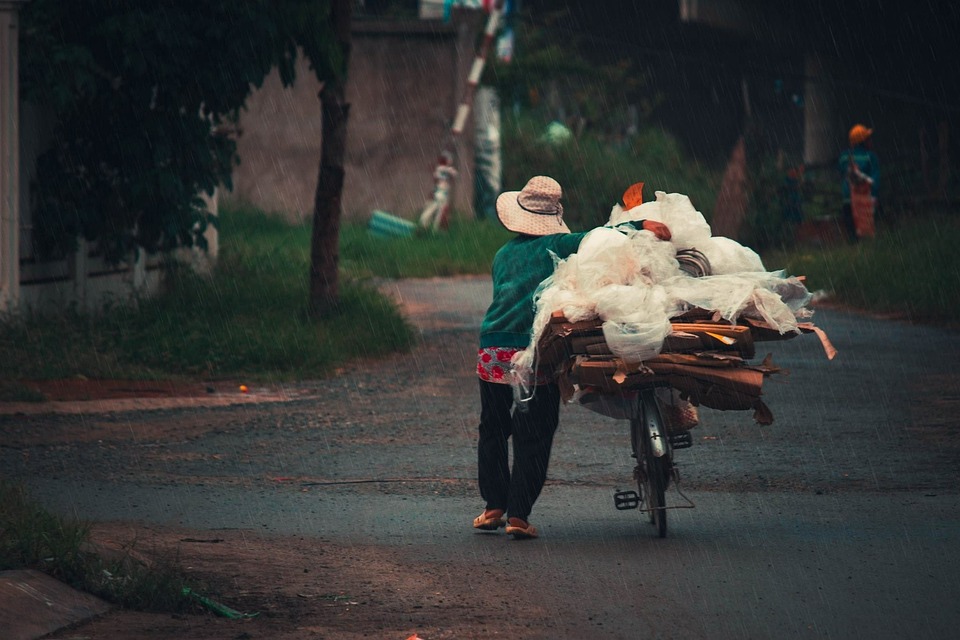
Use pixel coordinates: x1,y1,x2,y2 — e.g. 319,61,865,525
642,220,672,241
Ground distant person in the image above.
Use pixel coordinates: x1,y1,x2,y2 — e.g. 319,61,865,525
418,151,458,231
838,124,880,241
474,176,670,539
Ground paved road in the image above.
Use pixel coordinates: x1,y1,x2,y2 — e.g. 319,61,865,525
5,276,960,639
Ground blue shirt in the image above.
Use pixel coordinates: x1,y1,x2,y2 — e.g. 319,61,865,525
838,145,880,201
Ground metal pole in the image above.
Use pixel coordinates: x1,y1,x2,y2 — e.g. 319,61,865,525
420,1,504,230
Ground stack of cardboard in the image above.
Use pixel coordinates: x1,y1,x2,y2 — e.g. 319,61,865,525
539,309,835,425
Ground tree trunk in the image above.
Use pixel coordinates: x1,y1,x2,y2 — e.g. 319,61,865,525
309,0,352,317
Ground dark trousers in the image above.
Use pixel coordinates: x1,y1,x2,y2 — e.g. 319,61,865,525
477,379,561,521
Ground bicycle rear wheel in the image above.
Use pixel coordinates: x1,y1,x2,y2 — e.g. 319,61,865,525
642,436,668,538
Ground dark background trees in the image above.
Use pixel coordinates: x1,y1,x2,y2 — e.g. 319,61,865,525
507,0,959,163
19,0,341,263
19,0,957,276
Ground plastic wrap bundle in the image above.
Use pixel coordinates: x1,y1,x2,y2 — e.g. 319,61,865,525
663,272,812,331
512,192,816,388
610,191,765,273
512,225,681,376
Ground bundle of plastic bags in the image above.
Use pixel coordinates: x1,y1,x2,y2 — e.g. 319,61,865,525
512,191,813,379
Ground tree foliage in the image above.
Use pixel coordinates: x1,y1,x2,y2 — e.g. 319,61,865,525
19,0,342,262
485,5,656,136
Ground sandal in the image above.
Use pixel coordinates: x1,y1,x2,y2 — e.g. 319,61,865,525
473,509,506,531
505,517,538,539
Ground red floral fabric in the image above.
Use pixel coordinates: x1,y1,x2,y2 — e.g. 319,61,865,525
476,347,550,386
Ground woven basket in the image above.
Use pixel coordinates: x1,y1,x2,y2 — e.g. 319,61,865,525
656,388,699,432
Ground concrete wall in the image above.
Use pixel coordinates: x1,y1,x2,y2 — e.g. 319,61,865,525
230,12,483,224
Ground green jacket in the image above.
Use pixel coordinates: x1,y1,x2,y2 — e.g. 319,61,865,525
480,232,587,349
480,223,648,348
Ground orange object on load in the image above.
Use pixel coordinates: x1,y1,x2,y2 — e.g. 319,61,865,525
622,182,644,209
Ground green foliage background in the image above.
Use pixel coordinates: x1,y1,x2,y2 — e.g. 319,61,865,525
500,114,720,229
19,0,340,263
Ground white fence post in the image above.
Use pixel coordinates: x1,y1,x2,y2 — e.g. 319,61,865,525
0,1,28,314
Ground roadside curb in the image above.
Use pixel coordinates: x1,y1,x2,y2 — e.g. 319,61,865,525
0,569,111,640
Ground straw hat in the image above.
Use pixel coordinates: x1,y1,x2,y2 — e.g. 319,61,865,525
496,176,571,236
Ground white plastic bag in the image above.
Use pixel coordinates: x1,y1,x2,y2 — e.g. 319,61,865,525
698,235,765,274
601,318,672,363
609,192,712,251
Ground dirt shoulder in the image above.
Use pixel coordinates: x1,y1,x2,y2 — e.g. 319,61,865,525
4,275,498,640
49,521,531,640
9,364,540,639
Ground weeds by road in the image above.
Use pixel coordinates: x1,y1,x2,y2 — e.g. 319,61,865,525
764,211,960,324
0,482,191,612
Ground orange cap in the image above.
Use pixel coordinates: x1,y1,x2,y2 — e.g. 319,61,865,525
849,124,873,146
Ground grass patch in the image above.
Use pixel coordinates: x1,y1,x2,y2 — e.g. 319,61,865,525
0,204,416,382
764,213,960,323
340,217,513,278
0,481,191,612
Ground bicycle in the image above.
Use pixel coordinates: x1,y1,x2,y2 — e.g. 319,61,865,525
577,249,709,538
544,250,831,538
576,382,693,539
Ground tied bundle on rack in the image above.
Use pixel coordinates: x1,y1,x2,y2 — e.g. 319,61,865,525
537,308,835,425
512,190,837,426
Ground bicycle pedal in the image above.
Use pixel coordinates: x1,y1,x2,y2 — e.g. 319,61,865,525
669,432,693,449
614,490,640,510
